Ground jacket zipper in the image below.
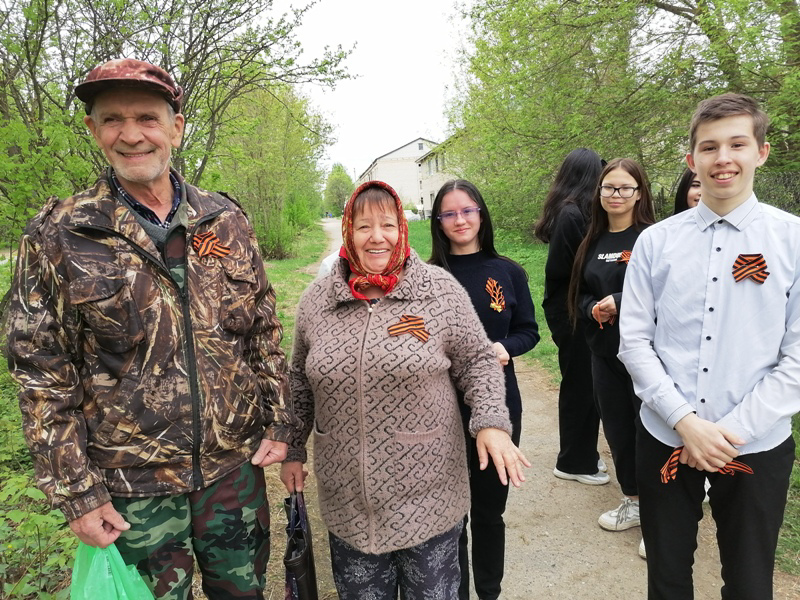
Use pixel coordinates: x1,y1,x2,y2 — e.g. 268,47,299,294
76,208,225,490
358,299,376,549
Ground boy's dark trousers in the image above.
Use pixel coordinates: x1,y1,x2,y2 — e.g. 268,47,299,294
636,420,795,600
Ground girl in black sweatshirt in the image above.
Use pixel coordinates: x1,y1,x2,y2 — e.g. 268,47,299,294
430,180,539,600
568,159,655,552
535,148,608,485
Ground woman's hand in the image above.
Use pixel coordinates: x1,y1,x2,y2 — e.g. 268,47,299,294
492,342,510,366
592,295,617,328
280,461,308,493
475,427,531,487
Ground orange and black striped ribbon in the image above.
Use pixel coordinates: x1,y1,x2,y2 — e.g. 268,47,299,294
388,314,430,343
660,446,754,484
617,250,632,264
732,253,769,284
193,231,231,258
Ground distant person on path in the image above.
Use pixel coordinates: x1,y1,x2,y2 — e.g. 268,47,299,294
5,59,294,599
429,179,540,600
673,167,702,214
620,93,800,599
534,148,609,485
568,158,655,550
281,180,529,600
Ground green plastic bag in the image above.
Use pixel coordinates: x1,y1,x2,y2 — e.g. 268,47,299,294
70,541,154,600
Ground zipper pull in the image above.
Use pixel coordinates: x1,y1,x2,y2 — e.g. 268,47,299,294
367,302,373,313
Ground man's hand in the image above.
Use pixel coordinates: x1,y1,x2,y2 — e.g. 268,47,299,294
69,502,130,548
492,342,510,366
251,439,288,467
475,427,531,488
674,413,745,472
280,461,308,493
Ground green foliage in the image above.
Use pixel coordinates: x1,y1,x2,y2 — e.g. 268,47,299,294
0,0,349,250
323,164,354,216
203,86,330,258
448,0,800,234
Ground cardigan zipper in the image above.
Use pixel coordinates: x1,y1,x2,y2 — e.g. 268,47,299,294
357,298,377,549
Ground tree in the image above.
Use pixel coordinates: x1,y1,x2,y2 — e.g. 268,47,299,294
447,0,800,232
204,85,332,258
0,0,349,249
324,163,354,216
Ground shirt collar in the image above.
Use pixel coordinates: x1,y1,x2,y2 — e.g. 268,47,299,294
694,193,759,232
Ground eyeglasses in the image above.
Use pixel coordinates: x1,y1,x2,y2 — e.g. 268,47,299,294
599,185,639,198
437,207,481,222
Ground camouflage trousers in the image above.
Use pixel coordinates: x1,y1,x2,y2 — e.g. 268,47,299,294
111,461,270,600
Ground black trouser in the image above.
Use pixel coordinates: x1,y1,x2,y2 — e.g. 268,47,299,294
458,415,522,600
546,311,601,474
636,422,795,600
591,353,640,497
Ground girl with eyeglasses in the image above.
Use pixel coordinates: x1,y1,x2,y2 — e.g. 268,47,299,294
535,148,608,487
429,179,539,600
567,158,655,555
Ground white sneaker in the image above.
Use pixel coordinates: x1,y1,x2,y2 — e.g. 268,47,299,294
638,538,646,559
598,458,608,473
553,467,610,485
598,497,640,531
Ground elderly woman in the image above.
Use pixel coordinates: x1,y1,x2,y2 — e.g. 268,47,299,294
281,181,528,599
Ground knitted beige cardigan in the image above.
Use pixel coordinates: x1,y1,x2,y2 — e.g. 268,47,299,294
287,251,510,554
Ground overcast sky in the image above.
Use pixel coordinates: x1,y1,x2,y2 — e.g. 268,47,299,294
271,0,470,180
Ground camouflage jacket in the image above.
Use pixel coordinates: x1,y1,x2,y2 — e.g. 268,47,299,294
6,172,295,521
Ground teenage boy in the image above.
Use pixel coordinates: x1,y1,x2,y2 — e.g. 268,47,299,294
619,93,800,599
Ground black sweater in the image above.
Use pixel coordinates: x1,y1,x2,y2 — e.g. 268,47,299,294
543,202,587,317
578,226,644,357
448,251,540,417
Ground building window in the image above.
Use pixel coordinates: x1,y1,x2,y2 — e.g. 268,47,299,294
435,156,439,172
441,154,445,170
418,142,423,150
428,160,432,175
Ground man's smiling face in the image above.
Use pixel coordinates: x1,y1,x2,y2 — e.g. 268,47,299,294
85,88,184,188
686,114,769,214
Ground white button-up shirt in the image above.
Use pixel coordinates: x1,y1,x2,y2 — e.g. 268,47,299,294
619,194,800,454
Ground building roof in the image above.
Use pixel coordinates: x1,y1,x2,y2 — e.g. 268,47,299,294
357,137,439,180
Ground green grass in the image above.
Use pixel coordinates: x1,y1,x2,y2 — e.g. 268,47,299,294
263,224,328,358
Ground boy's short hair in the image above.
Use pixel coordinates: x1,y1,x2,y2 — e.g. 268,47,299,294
689,93,769,150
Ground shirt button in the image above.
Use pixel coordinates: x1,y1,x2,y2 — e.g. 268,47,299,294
703,368,708,372
709,307,714,312
700,398,706,403
706,335,712,340
712,277,718,282
718,220,724,224
716,247,722,252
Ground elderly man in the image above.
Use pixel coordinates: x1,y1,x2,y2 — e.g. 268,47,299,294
6,59,295,599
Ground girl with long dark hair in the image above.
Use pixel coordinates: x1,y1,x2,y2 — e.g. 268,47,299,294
534,148,609,485
673,167,702,214
430,179,539,600
567,158,655,553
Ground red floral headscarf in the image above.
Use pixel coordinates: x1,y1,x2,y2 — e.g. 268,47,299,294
340,180,410,299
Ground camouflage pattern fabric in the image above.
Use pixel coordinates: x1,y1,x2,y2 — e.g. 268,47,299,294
112,461,270,600
5,171,297,521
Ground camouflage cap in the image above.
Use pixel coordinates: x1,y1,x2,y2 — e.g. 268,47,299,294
75,58,184,115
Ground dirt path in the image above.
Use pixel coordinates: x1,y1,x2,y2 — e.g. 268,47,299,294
287,218,800,599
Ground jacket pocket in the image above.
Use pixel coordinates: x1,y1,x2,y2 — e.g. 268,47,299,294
219,257,258,335
69,275,144,353
391,424,446,498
